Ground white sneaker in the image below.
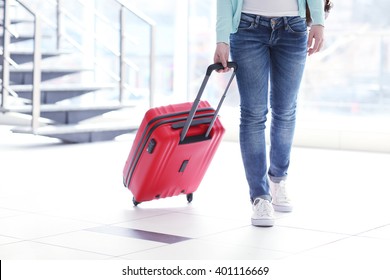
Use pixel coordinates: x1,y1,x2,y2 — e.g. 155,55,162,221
269,180,293,212
251,198,275,227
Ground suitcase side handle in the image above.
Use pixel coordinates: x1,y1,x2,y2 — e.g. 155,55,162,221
180,62,237,143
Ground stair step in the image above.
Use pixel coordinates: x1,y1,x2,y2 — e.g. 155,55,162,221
0,35,34,44
10,83,116,92
6,66,87,74
1,103,136,114
10,83,117,103
0,111,53,126
5,66,88,74
12,122,137,134
9,50,73,64
3,66,88,83
11,122,138,143
1,102,140,124
7,19,35,25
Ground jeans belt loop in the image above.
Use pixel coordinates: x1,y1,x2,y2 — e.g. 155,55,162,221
283,17,289,30
255,15,260,28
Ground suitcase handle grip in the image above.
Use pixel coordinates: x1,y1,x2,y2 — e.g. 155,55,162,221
206,62,238,76
180,62,237,143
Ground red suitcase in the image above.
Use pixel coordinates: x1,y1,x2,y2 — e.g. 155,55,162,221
122,62,237,205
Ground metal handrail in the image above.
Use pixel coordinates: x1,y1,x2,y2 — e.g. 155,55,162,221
1,0,157,133
51,1,121,57
17,0,42,132
116,0,156,107
48,0,156,107
31,0,130,82
1,0,11,107
1,0,42,131
42,0,156,106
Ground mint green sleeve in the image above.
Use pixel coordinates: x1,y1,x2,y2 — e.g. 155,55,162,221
306,0,325,26
216,0,233,44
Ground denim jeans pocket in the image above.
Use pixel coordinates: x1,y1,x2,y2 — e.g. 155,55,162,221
238,13,255,29
286,16,307,35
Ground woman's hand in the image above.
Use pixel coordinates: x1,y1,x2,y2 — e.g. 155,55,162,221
213,42,230,72
307,25,324,56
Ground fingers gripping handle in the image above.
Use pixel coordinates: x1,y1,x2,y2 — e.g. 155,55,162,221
180,62,237,143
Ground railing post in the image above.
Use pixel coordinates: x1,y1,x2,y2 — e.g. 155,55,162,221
31,16,42,132
149,24,156,108
56,0,62,50
379,34,386,96
119,7,125,103
1,0,11,108
116,0,156,108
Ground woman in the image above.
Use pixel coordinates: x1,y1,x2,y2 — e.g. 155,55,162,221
214,0,325,227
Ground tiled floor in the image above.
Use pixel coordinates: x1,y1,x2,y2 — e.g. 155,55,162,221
1,125,390,264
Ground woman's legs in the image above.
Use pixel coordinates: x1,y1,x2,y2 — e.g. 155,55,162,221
230,13,272,202
268,16,308,182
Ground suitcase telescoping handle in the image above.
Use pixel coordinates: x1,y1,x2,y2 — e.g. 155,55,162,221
180,62,237,143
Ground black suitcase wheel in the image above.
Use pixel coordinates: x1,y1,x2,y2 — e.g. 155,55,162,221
132,197,141,206
186,193,193,203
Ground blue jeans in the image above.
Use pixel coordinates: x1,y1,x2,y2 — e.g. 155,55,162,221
230,14,308,202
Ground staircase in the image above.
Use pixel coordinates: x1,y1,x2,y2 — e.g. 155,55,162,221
1,0,156,143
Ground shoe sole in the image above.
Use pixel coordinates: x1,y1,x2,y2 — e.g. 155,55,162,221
273,204,293,212
251,218,275,227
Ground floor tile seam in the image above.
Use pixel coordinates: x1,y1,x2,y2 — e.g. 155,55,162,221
94,216,174,225
200,237,295,255
193,225,301,254
194,235,295,256
0,207,43,217
195,225,336,255
0,231,26,239
25,227,114,243
3,209,108,227
3,223,288,250
352,223,390,238
114,243,172,259
275,225,356,236
146,222,253,240
169,210,250,223
0,239,27,247
107,211,178,225
349,234,390,242
284,234,358,258
29,225,185,254
0,213,32,220
116,239,290,260
30,239,118,258
92,223,244,241
107,210,242,226
0,222,107,242
33,211,120,226
194,224,252,240
1,237,117,258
